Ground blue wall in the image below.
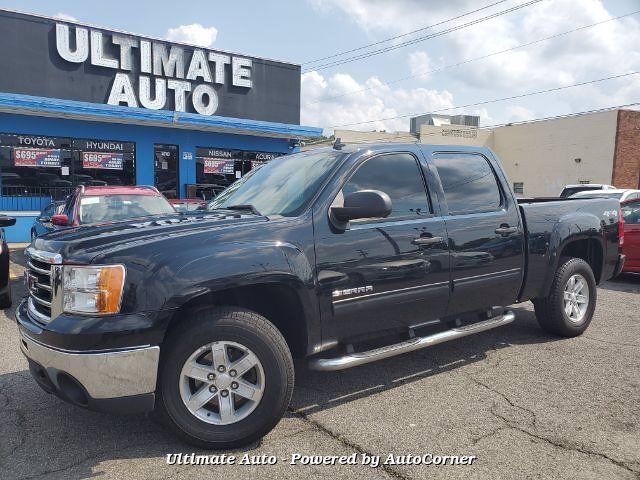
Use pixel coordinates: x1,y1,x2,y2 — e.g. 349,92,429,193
0,112,298,241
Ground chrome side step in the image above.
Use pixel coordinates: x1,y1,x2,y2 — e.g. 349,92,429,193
308,310,515,371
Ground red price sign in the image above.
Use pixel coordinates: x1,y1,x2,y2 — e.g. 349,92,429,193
82,152,124,170
203,158,234,174
13,148,61,168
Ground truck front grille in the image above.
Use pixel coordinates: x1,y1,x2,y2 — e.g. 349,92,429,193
25,248,61,325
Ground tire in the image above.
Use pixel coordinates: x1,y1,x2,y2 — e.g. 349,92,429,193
156,307,294,449
0,281,11,309
533,257,597,337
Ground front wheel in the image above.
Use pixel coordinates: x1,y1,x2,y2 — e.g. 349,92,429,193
533,257,597,337
156,307,294,449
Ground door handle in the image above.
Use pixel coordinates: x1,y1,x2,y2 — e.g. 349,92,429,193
495,226,518,236
412,236,444,246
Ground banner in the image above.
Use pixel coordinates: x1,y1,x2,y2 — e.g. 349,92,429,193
82,151,124,170
203,158,235,174
13,147,61,168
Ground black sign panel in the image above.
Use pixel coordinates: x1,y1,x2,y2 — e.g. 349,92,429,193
0,10,301,124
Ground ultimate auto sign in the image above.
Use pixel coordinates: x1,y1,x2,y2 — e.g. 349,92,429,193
0,10,301,124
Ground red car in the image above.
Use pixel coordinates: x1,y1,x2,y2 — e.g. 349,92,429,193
621,198,640,273
50,185,176,228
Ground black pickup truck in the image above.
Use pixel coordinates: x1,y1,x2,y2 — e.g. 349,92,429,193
18,143,624,448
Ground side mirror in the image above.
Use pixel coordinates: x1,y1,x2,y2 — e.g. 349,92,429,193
0,216,16,228
330,190,392,226
51,214,69,226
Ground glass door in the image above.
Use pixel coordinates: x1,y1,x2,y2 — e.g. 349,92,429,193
154,144,179,198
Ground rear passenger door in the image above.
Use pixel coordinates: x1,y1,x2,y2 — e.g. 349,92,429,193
431,152,524,314
622,200,640,270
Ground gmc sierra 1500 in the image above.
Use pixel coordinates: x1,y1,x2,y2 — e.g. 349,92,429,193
18,143,624,448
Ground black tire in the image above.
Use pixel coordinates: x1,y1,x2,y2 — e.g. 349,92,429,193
156,307,294,449
533,257,597,337
0,281,11,309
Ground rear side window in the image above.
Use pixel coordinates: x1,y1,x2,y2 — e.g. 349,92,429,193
433,154,502,215
622,201,640,224
342,153,430,220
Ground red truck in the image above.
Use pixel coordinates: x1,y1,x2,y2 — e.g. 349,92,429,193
621,198,640,273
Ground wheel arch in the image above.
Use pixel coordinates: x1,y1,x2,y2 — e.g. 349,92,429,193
163,281,317,359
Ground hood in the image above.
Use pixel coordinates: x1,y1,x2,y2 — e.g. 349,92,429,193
33,210,267,263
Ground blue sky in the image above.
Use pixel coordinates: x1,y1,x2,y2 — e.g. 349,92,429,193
1,0,639,134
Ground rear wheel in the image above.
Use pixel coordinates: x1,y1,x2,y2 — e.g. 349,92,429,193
157,307,294,449
533,257,596,337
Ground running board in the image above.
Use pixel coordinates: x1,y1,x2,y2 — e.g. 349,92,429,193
308,310,515,371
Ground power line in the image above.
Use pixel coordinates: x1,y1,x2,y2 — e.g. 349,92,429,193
302,0,544,73
308,10,640,105
330,71,640,128
302,0,508,66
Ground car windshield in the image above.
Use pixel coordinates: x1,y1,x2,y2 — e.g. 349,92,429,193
78,194,176,224
207,150,346,216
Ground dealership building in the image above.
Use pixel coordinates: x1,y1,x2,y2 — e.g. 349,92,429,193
0,10,321,241
335,107,640,197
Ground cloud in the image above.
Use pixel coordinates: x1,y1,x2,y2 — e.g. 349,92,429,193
166,24,218,47
302,70,454,134
407,51,432,81
306,0,640,122
54,13,78,22
505,105,534,123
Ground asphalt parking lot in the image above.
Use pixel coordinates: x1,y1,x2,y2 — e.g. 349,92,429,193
0,248,638,480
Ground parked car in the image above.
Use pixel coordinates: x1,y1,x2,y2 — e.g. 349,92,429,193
621,198,640,273
168,198,207,212
569,188,640,202
18,144,624,449
30,201,65,240
560,183,615,198
46,185,176,228
0,215,17,308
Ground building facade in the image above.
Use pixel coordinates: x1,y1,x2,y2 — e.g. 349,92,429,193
335,108,640,198
0,10,321,241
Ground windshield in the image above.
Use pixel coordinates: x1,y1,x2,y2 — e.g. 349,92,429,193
207,150,346,216
79,194,176,224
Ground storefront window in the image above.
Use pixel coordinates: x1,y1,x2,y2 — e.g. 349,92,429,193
194,147,283,198
71,139,136,187
0,133,136,209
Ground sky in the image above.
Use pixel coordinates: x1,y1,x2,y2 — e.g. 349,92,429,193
1,0,639,135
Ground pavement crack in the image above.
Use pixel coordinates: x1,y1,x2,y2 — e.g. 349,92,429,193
467,374,637,475
288,406,411,480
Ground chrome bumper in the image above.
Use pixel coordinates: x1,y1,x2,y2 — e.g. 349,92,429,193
19,331,160,399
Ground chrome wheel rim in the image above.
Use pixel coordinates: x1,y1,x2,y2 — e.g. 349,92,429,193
179,341,265,425
563,274,589,324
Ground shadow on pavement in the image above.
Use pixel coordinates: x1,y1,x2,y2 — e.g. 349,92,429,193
0,304,560,479
598,273,640,293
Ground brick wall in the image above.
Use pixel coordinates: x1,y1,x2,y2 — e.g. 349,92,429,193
612,110,640,188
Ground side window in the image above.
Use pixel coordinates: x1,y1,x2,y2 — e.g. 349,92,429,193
341,153,430,220
622,201,640,224
433,154,502,215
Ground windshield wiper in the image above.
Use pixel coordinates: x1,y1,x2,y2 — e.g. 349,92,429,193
221,204,262,216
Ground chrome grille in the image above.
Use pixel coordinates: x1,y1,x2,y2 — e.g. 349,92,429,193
25,248,61,325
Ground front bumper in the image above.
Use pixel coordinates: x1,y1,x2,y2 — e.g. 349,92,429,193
19,328,159,414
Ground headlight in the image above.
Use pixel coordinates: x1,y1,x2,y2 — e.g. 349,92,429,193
62,265,125,315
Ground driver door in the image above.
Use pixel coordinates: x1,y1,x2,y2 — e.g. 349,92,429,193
314,151,450,343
